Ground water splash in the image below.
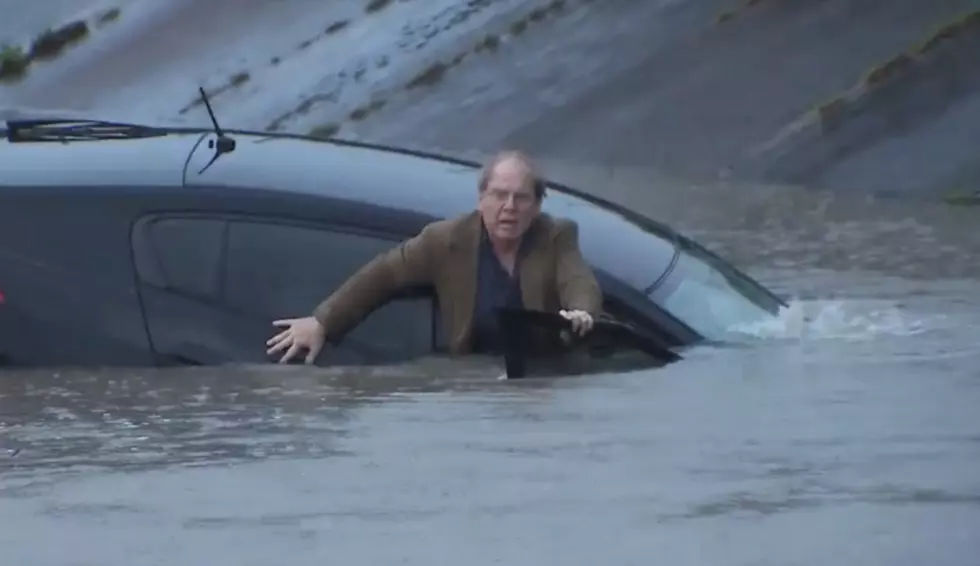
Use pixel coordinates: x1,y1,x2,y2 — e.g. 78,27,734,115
730,298,930,342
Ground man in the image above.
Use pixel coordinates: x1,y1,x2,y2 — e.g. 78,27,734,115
266,150,603,364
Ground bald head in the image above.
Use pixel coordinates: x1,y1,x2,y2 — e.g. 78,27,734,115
478,150,546,201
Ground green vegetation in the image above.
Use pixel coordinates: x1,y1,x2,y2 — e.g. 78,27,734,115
914,9,980,55
96,7,121,26
791,8,980,137
349,99,386,121
406,61,449,89
178,71,251,114
401,1,573,94
474,34,500,53
546,0,566,13
0,44,29,81
309,123,340,138
715,0,766,24
325,20,349,34
0,9,126,82
528,6,549,22
29,20,89,60
942,189,980,206
815,96,846,125
365,0,392,14
229,71,250,86
863,53,913,87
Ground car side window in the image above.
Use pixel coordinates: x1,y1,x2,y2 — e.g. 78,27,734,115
222,220,436,361
132,217,226,300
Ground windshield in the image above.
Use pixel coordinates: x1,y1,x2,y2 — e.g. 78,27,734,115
653,236,784,340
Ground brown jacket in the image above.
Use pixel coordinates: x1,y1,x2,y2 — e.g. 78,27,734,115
312,210,603,354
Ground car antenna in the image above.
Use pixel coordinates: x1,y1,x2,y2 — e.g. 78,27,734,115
196,86,236,174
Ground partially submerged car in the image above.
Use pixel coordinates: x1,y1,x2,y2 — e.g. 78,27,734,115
0,98,786,377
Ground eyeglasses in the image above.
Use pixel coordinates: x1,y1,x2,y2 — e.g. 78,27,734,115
485,187,535,206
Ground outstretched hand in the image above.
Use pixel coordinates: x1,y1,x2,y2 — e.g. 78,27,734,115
559,309,594,336
266,316,326,364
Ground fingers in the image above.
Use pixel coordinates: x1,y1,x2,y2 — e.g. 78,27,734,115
272,318,297,327
266,329,290,347
304,341,323,365
579,312,594,335
279,342,302,364
266,332,292,355
559,309,594,336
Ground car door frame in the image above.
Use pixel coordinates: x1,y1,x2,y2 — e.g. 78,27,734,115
130,209,441,366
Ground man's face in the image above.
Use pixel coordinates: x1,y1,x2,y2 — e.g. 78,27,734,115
478,159,541,244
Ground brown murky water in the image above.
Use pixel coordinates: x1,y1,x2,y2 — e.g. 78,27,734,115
3,1,980,564
3,180,979,566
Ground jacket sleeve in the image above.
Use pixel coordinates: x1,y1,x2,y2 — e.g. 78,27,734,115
554,220,603,315
312,223,439,342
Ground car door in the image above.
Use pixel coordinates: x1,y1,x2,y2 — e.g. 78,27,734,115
130,214,233,365
130,213,438,366
220,218,436,366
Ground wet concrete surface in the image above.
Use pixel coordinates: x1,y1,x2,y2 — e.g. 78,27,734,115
3,0,979,195
3,0,980,563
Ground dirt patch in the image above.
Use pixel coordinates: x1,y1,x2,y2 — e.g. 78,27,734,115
510,20,528,36
178,71,252,114
266,89,341,131
326,20,350,35
0,44,30,82
309,122,340,139
29,20,90,60
716,0,769,24
943,188,980,206
815,96,847,132
406,61,450,89
0,8,126,83
96,7,122,27
365,0,394,14
406,0,571,91
914,9,980,55
785,9,980,135
863,53,914,87
473,34,501,53
349,98,388,121
283,0,576,137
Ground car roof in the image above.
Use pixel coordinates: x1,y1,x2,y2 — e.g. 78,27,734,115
1,117,681,239
195,131,682,291
0,126,203,188
191,130,683,241
2,118,682,290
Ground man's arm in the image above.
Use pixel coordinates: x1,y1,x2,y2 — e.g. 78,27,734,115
553,220,603,314
312,224,439,342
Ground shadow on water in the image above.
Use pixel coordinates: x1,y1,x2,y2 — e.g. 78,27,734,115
0,356,596,476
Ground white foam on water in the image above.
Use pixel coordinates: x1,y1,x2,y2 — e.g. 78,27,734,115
727,297,933,343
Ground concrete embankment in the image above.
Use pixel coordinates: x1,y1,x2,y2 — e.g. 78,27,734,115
1,0,978,199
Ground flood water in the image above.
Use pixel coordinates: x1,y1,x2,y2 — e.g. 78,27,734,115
3,186,979,566
3,0,980,564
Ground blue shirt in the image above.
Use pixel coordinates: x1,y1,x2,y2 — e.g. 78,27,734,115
469,221,536,354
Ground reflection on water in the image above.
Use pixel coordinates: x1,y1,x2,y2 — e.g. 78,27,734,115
3,313,980,566
0,357,519,473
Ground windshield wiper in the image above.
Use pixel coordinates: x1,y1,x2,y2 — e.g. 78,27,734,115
4,119,170,142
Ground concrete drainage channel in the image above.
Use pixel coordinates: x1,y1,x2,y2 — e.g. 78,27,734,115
0,5,122,83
